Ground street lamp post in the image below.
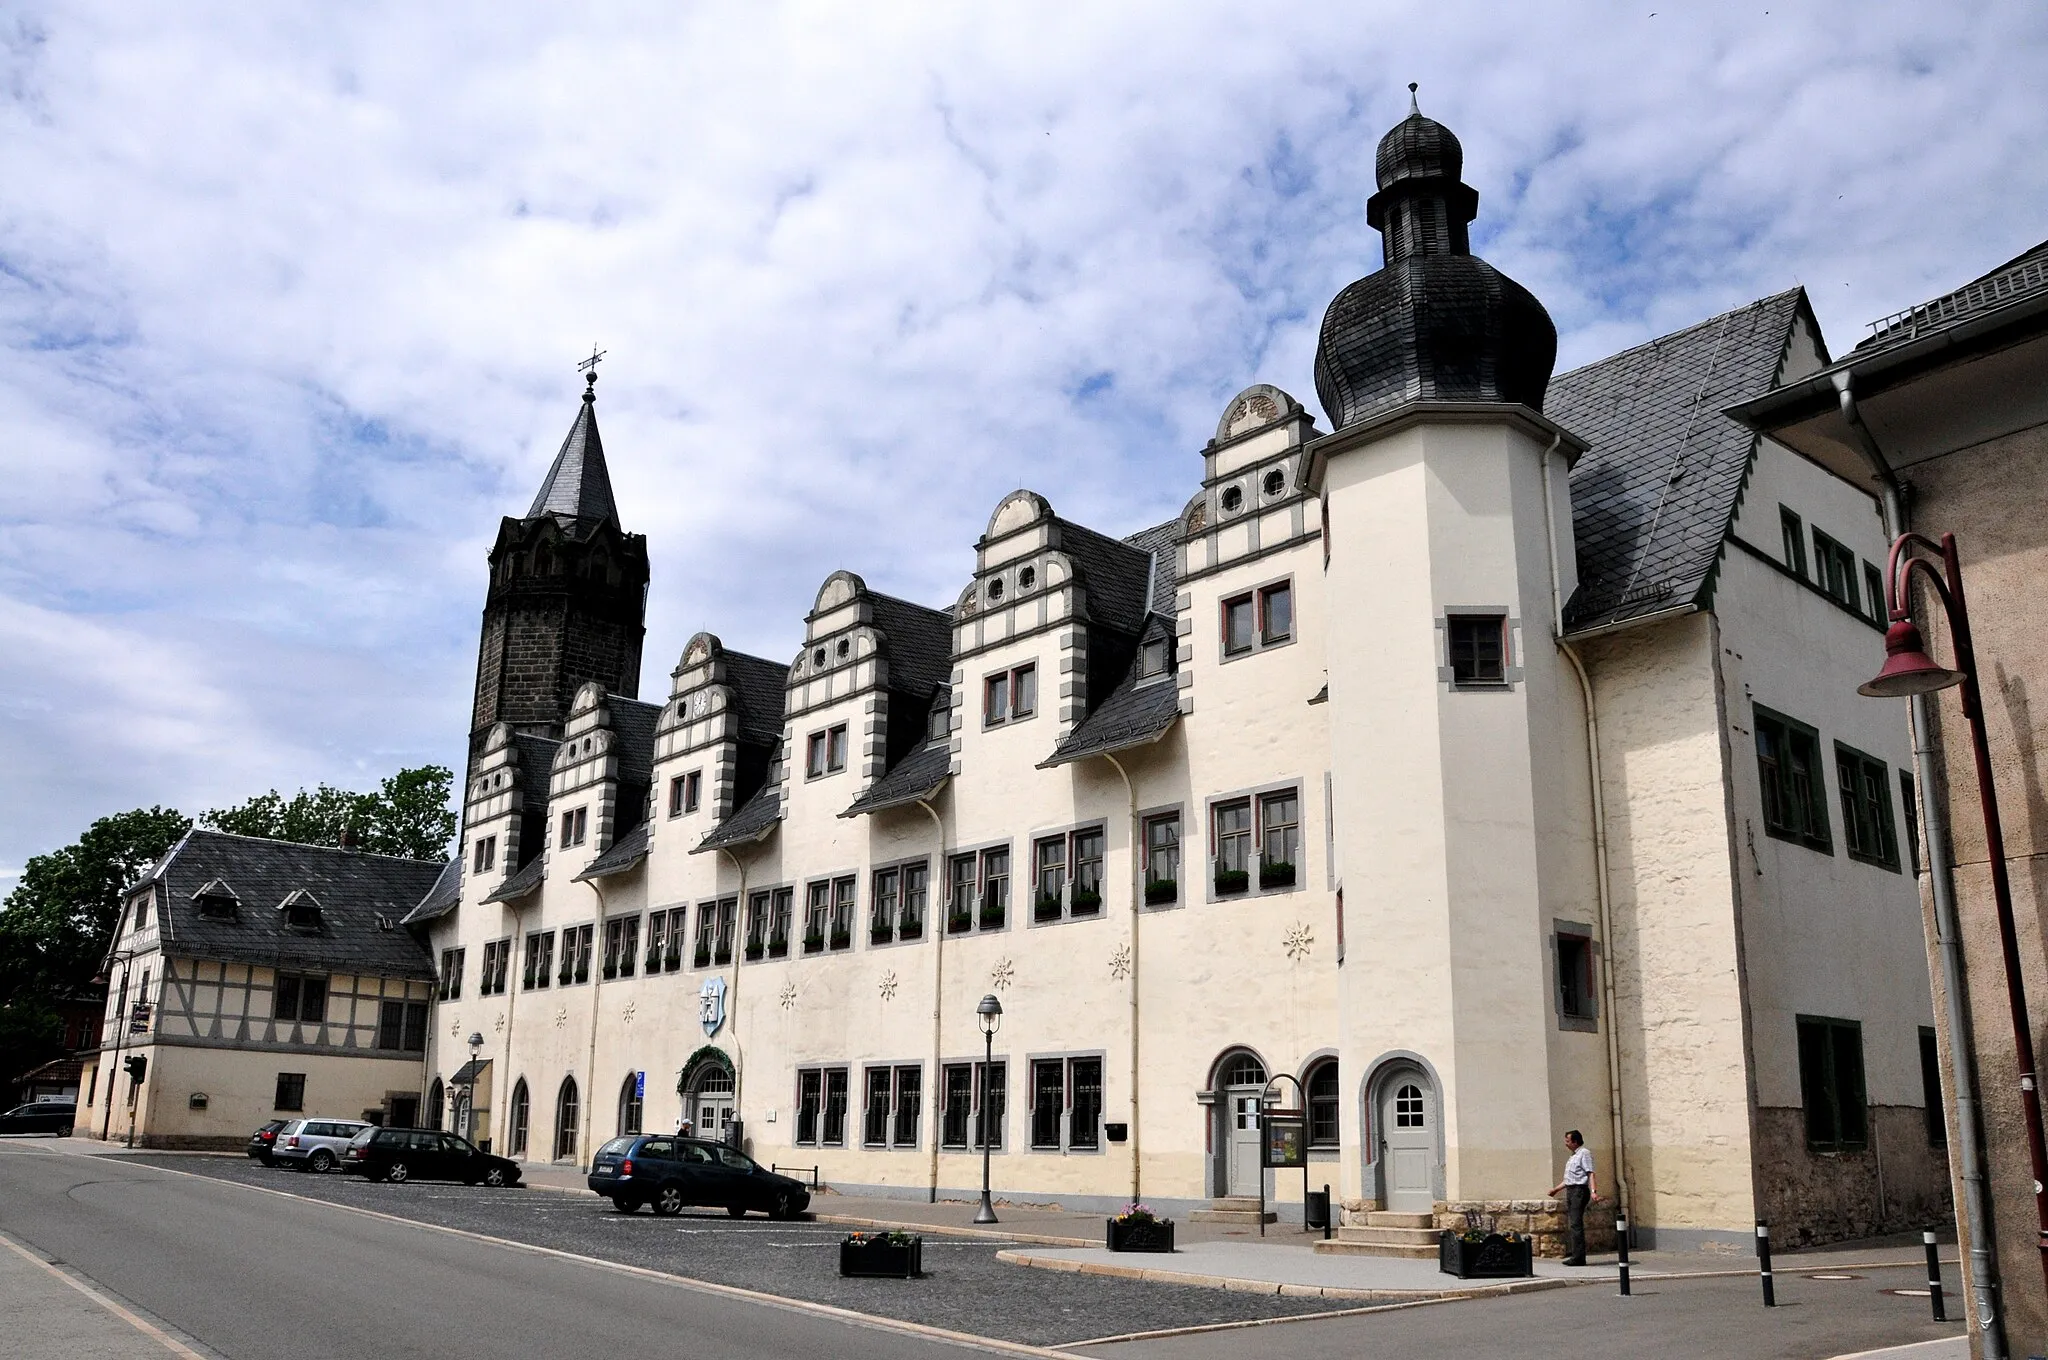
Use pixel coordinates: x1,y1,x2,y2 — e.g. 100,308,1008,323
91,950,137,1143
1862,530,2048,1299
974,994,1003,1226
463,1032,484,1144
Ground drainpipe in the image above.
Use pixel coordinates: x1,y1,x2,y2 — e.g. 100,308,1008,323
1839,374,2004,1357
499,896,523,1152
1104,751,1143,1206
1541,436,1635,1229
580,878,608,1169
719,848,750,1131
916,796,948,1203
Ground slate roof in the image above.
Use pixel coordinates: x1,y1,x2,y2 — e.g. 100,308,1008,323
526,380,620,525
842,741,952,817
1055,518,1153,637
136,830,440,979
483,854,547,904
610,697,661,784
721,651,793,749
511,733,560,821
1857,237,2048,355
576,820,650,880
696,783,782,853
401,858,463,926
868,593,954,696
1041,672,1181,768
1553,289,1803,633
1121,519,1181,615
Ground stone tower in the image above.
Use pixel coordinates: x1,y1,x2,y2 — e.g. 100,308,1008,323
470,370,650,749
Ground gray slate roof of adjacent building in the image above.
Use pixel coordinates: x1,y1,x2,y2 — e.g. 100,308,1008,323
696,783,782,852
609,696,662,800
720,650,792,750
1056,518,1154,638
868,593,954,697
483,853,547,904
527,386,620,525
1042,672,1182,768
842,741,952,817
1552,288,1804,633
402,858,463,926
1121,518,1182,615
576,820,650,880
1856,237,2048,355
511,732,560,819
138,830,440,979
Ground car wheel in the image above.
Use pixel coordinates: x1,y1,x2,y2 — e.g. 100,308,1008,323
57,1125,73,1138
653,1184,686,1217
726,1204,747,1219
385,1160,411,1184
612,1197,635,1213
770,1191,797,1221
308,1150,336,1173
483,1166,510,1188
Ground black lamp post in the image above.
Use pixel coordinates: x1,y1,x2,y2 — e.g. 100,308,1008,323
974,994,1003,1225
1861,530,2048,1299
91,950,137,1143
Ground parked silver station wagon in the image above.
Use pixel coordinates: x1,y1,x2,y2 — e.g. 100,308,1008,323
271,1117,373,1172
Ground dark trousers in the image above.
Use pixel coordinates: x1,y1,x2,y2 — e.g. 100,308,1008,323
1564,1184,1590,1261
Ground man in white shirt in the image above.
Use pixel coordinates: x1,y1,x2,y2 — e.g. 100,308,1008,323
1547,1129,1599,1265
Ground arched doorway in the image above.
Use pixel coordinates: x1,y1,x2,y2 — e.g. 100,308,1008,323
678,1046,735,1142
509,1079,530,1157
1209,1049,1268,1198
1369,1063,1439,1213
618,1072,643,1136
554,1077,580,1161
425,1078,443,1130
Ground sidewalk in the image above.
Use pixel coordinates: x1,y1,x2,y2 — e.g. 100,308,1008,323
0,1232,194,1358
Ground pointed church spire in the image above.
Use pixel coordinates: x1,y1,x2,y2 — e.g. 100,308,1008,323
526,366,620,525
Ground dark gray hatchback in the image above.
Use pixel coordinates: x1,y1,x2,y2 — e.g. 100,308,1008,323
587,1136,809,1218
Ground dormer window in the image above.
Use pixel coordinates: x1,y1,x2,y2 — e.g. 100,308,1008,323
987,577,1005,602
836,638,851,660
1138,637,1172,680
278,890,324,932
1018,566,1036,590
1263,469,1287,497
929,703,951,743
983,664,1037,726
1220,485,1244,514
192,880,240,920
559,806,589,848
806,724,848,778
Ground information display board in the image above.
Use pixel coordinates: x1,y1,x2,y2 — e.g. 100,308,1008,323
1262,1114,1307,1169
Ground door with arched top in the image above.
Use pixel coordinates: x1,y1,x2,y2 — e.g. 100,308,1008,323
1377,1070,1435,1213
1216,1052,1267,1198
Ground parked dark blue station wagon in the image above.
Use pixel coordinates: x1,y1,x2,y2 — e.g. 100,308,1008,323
588,1136,810,1218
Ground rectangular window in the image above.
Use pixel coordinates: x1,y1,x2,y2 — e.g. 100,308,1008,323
976,1060,1006,1150
1069,1057,1102,1149
796,1069,822,1145
746,891,771,958
1139,636,1171,678
438,948,465,1001
133,896,150,931
472,836,496,873
1213,799,1252,894
274,974,327,1024
769,889,793,956
1798,1015,1868,1152
804,881,830,952
1864,562,1887,622
1259,790,1300,888
980,846,1009,929
1556,930,1596,1026
892,1066,922,1147
1222,593,1256,656
806,725,848,777
1919,1027,1946,1147
900,862,928,939
274,973,300,1021
1070,828,1104,915
1447,614,1507,686
377,1000,429,1053
872,869,898,944
1900,771,1920,875
479,940,510,997
1031,1059,1065,1149
1145,812,1181,904
1755,706,1833,852
828,725,848,771
983,672,1008,725
830,878,855,948
1259,581,1293,645
715,897,736,963
669,773,704,817
1836,743,1901,870
941,1065,973,1148
1780,506,1807,579
822,1068,849,1146
694,902,715,967
1813,530,1859,612
524,931,554,989
603,916,639,978
1033,836,1067,921
983,665,1037,725
274,1073,306,1112
554,923,592,984
864,1067,892,1147
948,854,977,932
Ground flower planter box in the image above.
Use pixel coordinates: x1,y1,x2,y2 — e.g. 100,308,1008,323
869,926,893,945
1106,1217,1175,1253
1214,869,1250,896
1438,1231,1533,1279
899,921,923,941
1144,879,1178,906
1259,861,1297,890
767,940,789,958
828,931,852,951
839,1234,923,1278
692,950,712,970
979,907,1006,930
948,912,973,934
802,933,825,954
744,943,764,961
1034,895,1063,923
1070,888,1102,916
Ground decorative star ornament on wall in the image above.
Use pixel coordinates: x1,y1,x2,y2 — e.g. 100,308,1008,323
779,982,799,1011
879,970,899,1001
990,958,1015,991
1108,942,1133,980
1284,923,1315,962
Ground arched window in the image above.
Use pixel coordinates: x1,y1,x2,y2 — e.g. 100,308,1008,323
555,1076,580,1161
509,1079,530,1157
425,1078,443,1130
619,1072,643,1136
1306,1059,1339,1147
1220,1052,1266,1089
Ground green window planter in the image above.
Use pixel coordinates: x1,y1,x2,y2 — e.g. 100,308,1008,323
1144,879,1178,906
1214,868,1250,896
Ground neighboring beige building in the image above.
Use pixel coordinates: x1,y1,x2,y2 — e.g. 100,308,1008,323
408,105,1946,1253
1734,239,2048,1356
81,831,446,1150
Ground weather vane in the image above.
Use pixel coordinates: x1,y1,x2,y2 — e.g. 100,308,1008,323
577,344,606,378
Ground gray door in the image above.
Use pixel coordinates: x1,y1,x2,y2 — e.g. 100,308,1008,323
1226,1088,1264,1197
1379,1074,1435,1212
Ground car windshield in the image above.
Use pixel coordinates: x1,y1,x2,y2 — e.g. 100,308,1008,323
348,1128,377,1145
445,1135,476,1154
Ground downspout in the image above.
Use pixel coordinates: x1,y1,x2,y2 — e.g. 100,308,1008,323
580,878,608,1169
719,848,750,1131
1103,751,1143,1206
500,897,523,1153
1839,374,2004,1356
916,796,948,1203
1542,435,1635,1227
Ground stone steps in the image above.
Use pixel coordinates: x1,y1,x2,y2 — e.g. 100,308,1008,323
1311,1215,1444,1259
1188,1196,1278,1225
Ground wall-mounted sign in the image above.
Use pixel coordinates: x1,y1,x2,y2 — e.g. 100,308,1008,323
634,1070,646,1099
128,1002,152,1034
698,977,727,1037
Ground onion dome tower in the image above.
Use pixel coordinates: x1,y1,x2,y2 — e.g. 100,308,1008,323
1313,87,1557,429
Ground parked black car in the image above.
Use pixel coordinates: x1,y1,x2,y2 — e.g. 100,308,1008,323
343,1127,522,1186
587,1135,809,1218
247,1119,289,1164
0,1101,76,1135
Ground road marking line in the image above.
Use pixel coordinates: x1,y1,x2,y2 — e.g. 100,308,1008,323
1055,1295,1469,1349
0,1231,210,1358
79,1158,1070,1359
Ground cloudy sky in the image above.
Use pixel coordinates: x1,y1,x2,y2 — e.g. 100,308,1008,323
2,2,2043,888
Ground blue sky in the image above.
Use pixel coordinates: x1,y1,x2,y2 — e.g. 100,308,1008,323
2,2,2044,890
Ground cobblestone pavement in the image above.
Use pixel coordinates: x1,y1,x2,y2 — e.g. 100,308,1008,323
126,1155,1342,1347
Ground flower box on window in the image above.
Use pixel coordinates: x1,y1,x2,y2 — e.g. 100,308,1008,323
602,964,618,980
1214,868,1250,896
744,940,765,961
948,909,973,934
768,937,790,958
869,921,893,945
803,929,825,955
1259,860,1297,890
1145,878,1178,906
829,928,852,951
979,902,1005,930
1034,893,1063,923
714,946,732,965
899,919,923,941
1106,1205,1174,1253
693,944,712,970
1070,887,1102,915
838,1231,923,1278
645,949,663,973
1439,1230,1532,1279
663,947,681,972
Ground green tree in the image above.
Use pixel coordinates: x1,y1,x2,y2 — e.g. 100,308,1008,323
201,765,457,862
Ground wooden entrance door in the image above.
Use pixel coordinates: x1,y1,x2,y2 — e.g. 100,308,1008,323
1379,1073,1435,1212
1226,1088,1264,1196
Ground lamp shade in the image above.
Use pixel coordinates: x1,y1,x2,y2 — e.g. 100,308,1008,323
976,993,1003,1034
1859,619,1966,698
467,1031,485,1050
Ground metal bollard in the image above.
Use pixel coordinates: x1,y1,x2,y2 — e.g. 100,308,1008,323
1323,1185,1332,1242
1617,1215,1631,1297
1756,1221,1776,1307
1922,1229,1946,1322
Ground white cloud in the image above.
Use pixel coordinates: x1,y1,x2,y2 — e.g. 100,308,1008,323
1,0,2044,880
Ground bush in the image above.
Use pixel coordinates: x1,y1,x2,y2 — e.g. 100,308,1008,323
1214,868,1250,896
